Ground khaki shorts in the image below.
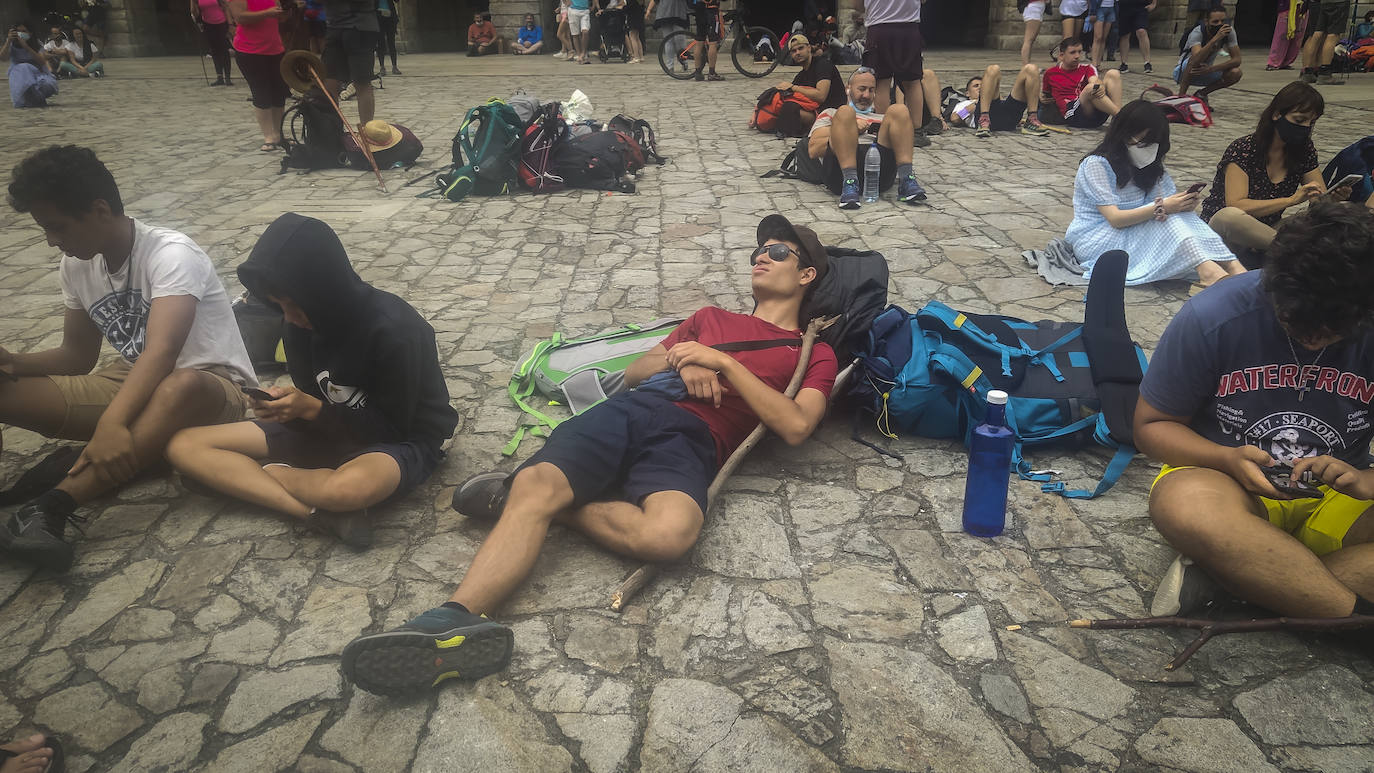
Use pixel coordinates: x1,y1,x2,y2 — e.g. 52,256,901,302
1153,464,1373,556
46,360,251,440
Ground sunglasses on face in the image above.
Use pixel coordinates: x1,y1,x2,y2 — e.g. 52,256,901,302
750,243,801,265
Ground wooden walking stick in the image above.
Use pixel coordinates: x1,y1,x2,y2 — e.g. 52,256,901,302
609,315,839,612
1069,614,1374,671
306,68,387,193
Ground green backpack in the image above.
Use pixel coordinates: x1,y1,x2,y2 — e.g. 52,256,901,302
505,318,684,455
436,99,525,201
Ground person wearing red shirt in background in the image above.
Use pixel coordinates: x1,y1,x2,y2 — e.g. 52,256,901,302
466,11,501,56
338,215,839,695
1041,36,1123,129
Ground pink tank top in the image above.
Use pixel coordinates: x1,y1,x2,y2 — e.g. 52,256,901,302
233,0,284,55
198,0,227,26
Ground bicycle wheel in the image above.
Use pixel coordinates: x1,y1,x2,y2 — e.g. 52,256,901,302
658,30,696,79
731,26,781,78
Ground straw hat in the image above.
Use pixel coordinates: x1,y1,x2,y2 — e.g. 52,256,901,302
361,120,404,151
280,49,326,94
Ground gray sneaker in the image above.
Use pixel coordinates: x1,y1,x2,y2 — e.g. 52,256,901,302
1150,555,1226,616
913,128,931,148
452,471,510,522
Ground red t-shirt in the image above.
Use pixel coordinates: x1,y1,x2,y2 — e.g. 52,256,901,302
659,307,839,465
1042,64,1097,115
468,21,495,44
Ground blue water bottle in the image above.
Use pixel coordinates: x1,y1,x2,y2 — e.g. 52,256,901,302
962,389,1015,537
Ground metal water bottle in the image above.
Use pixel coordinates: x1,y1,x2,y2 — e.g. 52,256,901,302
862,143,881,203
962,390,1014,537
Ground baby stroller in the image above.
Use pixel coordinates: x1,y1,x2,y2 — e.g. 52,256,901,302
597,7,631,63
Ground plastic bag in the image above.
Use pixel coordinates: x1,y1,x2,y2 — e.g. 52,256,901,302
564,89,594,123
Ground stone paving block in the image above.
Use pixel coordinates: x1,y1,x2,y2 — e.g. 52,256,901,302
201,710,328,773
33,682,142,752
46,559,166,649
219,664,342,734
1135,717,1278,773
318,691,428,773
412,681,573,773
107,712,210,773
1233,666,1374,746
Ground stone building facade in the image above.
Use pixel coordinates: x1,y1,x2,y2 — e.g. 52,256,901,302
71,0,1239,58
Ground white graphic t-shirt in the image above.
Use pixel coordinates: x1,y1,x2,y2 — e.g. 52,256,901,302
60,219,257,387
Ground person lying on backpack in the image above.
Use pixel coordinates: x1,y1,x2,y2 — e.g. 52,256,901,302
337,214,839,695
1203,82,1353,268
957,63,1051,138
1,146,257,573
794,67,928,210
168,213,458,551
1173,7,1243,103
1040,37,1123,129
764,34,843,135
1138,201,1374,621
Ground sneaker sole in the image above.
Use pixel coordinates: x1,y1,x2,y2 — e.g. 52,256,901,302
1149,555,1188,616
0,531,75,572
341,622,514,696
451,472,509,521
839,201,861,210
897,192,927,203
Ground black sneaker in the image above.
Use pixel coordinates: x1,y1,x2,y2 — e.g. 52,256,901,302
1301,68,1317,83
693,68,705,81
912,128,931,148
1142,62,1153,74
922,116,944,136
1150,555,1226,616
341,606,513,695
0,497,86,572
307,509,373,549
451,471,509,522
1119,61,1130,73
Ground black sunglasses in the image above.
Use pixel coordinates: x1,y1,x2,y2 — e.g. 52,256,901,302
750,243,801,265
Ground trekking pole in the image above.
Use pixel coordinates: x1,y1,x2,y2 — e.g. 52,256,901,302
306,68,387,192
193,19,211,86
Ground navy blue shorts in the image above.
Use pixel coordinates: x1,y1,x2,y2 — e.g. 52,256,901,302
516,391,716,513
255,420,441,504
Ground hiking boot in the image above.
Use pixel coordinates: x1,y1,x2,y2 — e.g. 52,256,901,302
451,471,510,522
1301,68,1318,83
1150,555,1227,616
1020,119,1050,136
693,68,705,81
974,115,992,138
912,128,931,148
922,116,944,135
897,175,927,203
1316,72,1343,85
0,495,86,572
1119,61,1129,73
341,605,514,696
1142,61,1152,73
838,180,862,210
307,509,373,549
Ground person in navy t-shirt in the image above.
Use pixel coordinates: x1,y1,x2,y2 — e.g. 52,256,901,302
339,215,839,695
1137,201,1374,620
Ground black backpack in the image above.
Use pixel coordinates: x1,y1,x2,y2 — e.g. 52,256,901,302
279,89,348,173
552,131,640,192
803,246,890,365
607,114,668,164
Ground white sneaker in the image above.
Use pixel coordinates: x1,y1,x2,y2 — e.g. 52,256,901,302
553,51,567,59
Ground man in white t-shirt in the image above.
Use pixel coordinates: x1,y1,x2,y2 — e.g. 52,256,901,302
0,145,256,572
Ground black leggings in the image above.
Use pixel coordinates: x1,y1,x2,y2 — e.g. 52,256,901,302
235,50,289,108
377,13,399,69
203,22,232,79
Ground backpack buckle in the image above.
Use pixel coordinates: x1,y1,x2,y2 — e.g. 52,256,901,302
1040,481,1066,493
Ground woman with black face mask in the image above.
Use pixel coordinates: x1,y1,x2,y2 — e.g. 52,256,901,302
1204,81,1354,267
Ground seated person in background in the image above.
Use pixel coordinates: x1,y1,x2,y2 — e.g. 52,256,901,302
796,67,928,209
1,146,255,572
1174,7,1243,101
965,63,1050,137
57,27,102,78
2,23,59,108
40,26,72,74
337,215,838,695
512,13,543,53
1356,10,1374,42
168,213,458,550
939,78,979,128
1140,201,1374,621
466,11,501,56
1065,100,1244,286
1041,37,1123,128
761,33,843,136
1203,83,1350,267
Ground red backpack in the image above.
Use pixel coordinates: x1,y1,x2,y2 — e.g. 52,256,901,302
1141,85,1213,128
519,101,567,192
752,88,821,132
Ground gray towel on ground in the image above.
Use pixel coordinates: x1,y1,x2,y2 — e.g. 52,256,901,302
1023,238,1089,286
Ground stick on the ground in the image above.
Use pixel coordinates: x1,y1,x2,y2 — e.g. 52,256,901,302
307,69,387,193
609,316,839,613
1068,614,1374,670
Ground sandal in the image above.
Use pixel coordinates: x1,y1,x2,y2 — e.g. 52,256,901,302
259,143,277,152
706,72,724,81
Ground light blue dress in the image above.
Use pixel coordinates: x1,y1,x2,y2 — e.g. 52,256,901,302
7,45,58,108
1066,155,1236,285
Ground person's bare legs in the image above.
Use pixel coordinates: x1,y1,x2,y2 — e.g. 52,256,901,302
261,453,401,512
1013,63,1041,111
1101,67,1123,106
1194,67,1242,100
979,64,1003,114
1151,467,1367,616
707,40,719,73
824,106,860,168
920,69,943,128
1135,27,1151,65
578,29,589,62
0,377,74,456
1022,18,1042,65
1176,61,1197,95
1076,70,1123,119
1093,20,1112,68
1119,26,1132,65
252,106,278,146
898,77,921,125
558,491,703,562
877,103,914,165
1320,32,1339,68
0,734,53,773
355,83,374,125
269,106,284,143
874,76,894,112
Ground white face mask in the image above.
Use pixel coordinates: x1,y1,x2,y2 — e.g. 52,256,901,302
1126,143,1159,169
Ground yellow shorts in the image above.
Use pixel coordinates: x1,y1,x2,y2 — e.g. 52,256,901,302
46,360,250,439
1152,464,1372,556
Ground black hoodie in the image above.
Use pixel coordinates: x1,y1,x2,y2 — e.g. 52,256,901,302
237,213,458,453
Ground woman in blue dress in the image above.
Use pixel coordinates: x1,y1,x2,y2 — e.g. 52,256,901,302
1065,99,1244,287
1,21,58,108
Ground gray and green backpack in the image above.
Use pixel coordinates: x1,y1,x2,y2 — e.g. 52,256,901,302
505,318,684,455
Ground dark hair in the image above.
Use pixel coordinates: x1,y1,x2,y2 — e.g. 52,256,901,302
1058,36,1082,53
7,145,124,216
1086,100,1170,191
1264,201,1374,342
71,26,93,60
965,76,981,92
1254,81,1324,179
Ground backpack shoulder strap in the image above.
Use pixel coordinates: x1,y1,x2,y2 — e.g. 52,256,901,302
713,338,802,352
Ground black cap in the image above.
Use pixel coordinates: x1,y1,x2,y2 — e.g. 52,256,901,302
757,214,828,281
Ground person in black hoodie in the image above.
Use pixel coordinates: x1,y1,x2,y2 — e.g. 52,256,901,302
167,213,458,548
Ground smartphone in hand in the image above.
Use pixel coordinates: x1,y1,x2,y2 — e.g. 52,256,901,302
1329,173,1363,190
241,386,278,401
1264,466,1322,498
1186,182,1207,195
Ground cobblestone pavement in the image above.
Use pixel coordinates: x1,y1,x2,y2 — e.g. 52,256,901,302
1,50,1373,772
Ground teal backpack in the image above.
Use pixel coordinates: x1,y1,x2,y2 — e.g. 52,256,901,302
436,99,525,201
505,319,684,455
